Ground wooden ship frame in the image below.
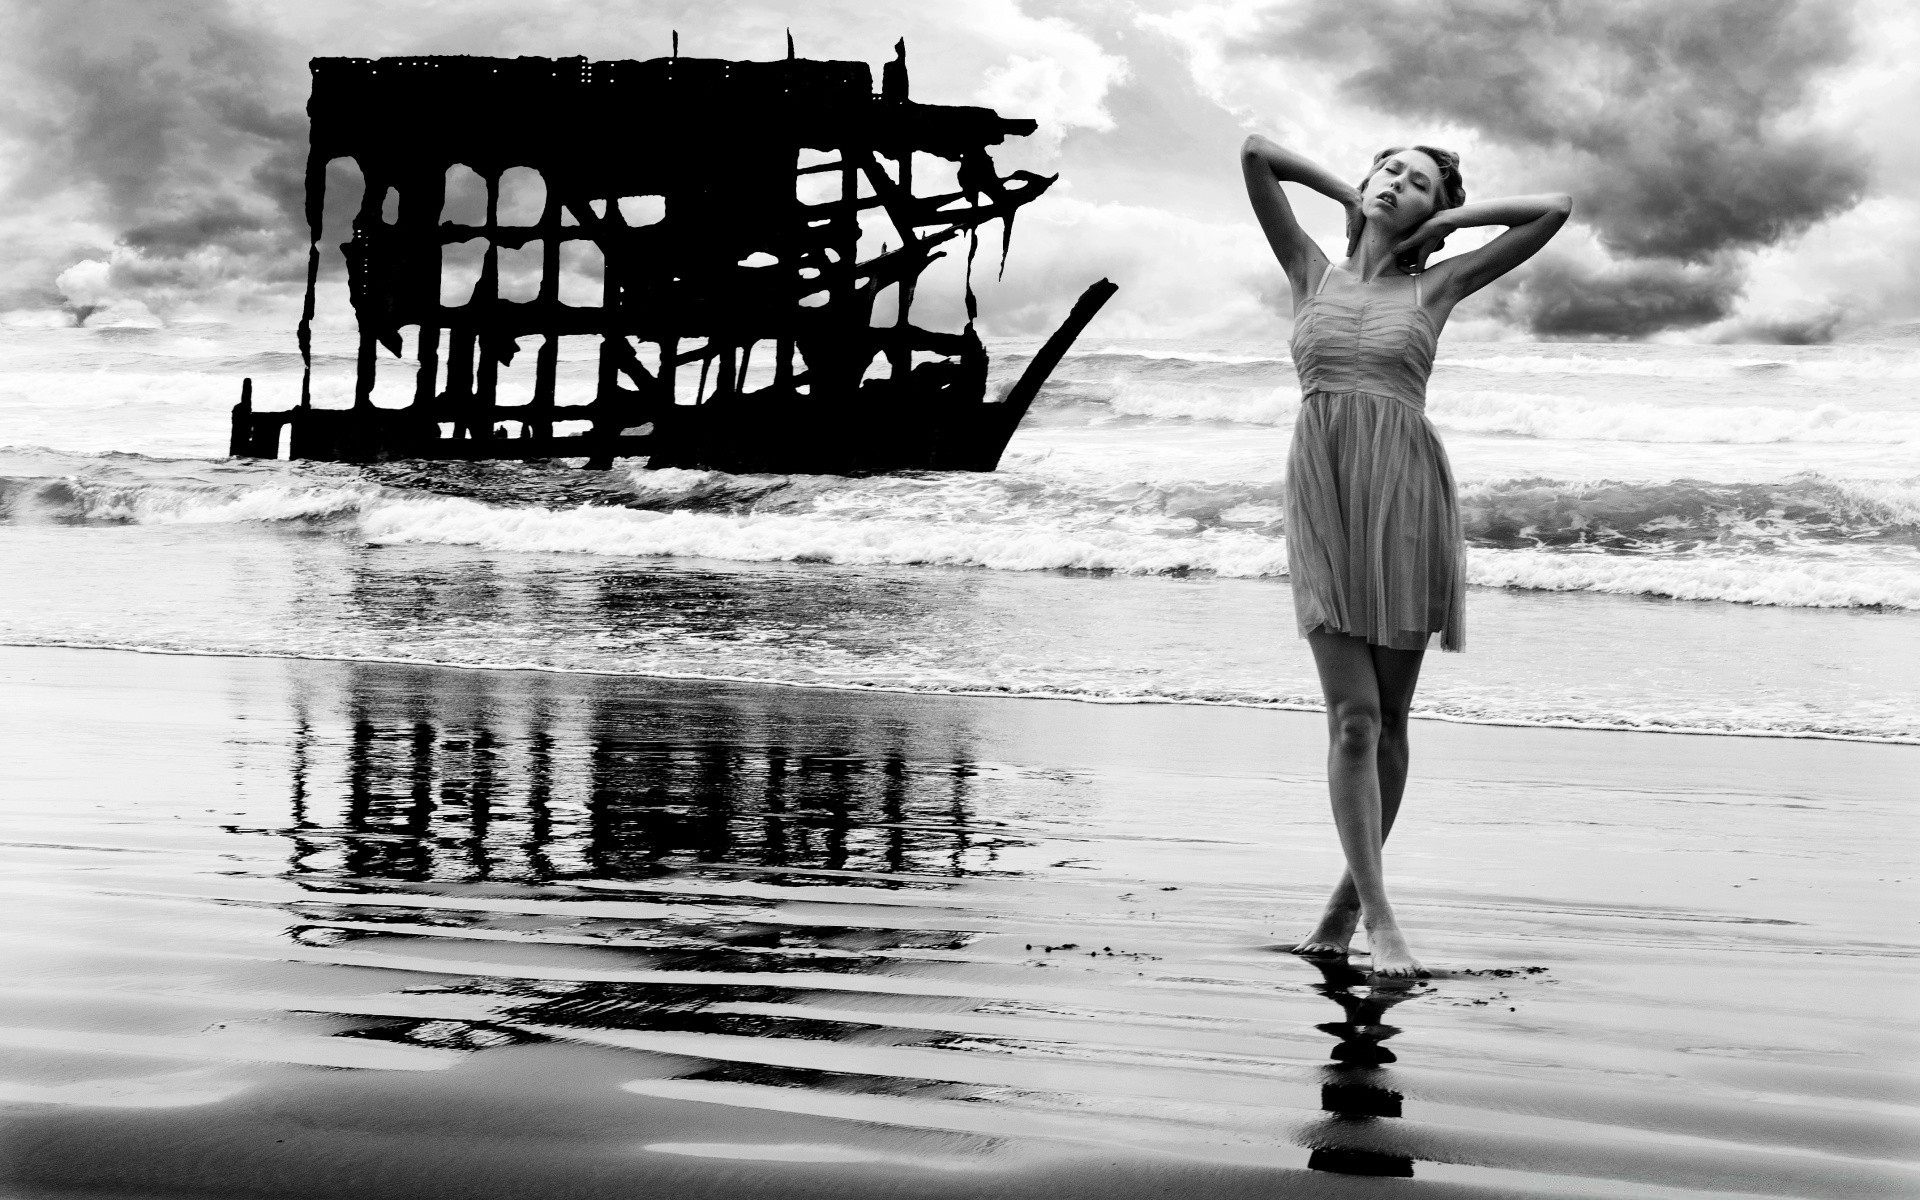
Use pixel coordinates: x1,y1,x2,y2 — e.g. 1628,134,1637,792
231,43,1115,473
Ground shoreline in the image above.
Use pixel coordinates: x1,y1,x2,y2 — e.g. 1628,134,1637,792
0,644,1914,1197
5,637,1915,746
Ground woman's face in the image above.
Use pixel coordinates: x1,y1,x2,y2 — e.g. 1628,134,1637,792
1360,150,1442,234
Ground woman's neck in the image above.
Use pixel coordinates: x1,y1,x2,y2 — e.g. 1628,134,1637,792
1346,224,1408,282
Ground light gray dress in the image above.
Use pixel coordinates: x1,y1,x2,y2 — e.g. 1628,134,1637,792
1285,263,1466,652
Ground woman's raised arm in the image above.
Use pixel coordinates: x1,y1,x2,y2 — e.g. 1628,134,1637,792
1399,194,1573,308
1241,136,1362,304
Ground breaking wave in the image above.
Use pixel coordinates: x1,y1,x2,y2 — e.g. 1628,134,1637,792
4,448,1915,609
1432,392,1920,444
1465,547,1920,610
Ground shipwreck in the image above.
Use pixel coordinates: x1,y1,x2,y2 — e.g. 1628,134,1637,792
231,44,1116,473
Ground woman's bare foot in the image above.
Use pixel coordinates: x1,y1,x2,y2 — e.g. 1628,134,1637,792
1363,918,1428,979
1290,903,1361,958
1290,940,1347,959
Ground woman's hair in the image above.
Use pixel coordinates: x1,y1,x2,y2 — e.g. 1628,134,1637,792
1346,145,1466,272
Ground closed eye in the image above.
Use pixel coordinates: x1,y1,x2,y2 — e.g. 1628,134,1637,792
1380,160,1431,191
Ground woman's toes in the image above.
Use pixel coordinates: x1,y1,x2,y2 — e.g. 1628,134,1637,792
1370,959,1427,979
1290,941,1347,958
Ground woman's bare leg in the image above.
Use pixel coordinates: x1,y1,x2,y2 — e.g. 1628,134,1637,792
1290,629,1428,977
1296,637,1425,951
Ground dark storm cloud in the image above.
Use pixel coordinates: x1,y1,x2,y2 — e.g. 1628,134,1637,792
1486,254,1745,338
122,198,280,254
1239,0,1871,337
1715,308,1846,345
4,0,307,297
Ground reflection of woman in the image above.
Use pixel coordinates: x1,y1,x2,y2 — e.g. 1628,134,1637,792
1303,957,1420,1178
1241,137,1570,976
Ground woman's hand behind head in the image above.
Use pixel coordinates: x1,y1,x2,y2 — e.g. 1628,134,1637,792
1391,212,1457,264
1343,194,1367,259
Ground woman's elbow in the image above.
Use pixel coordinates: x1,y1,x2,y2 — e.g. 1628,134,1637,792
1240,134,1270,160
1549,193,1574,216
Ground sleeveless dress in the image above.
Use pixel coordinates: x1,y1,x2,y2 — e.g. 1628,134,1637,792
1285,263,1466,652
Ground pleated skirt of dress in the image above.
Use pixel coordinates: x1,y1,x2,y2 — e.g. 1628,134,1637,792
1284,389,1466,652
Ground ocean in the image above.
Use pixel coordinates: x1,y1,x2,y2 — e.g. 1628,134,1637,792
2,320,1916,743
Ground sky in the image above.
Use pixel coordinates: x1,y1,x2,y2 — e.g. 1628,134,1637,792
1,0,1914,346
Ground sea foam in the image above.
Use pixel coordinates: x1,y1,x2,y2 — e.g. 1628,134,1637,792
5,448,1914,607
1464,547,1920,610
1430,391,1920,444
357,494,1296,577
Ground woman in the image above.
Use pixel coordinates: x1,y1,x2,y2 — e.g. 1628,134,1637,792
1241,137,1570,977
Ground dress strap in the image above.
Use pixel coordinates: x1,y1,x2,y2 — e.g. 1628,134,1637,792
1413,272,1422,306
1315,262,1336,295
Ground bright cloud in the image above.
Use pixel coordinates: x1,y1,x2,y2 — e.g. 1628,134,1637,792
972,1,1130,147
0,0,1912,342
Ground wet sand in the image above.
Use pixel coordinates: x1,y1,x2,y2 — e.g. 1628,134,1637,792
0,644,1914,1198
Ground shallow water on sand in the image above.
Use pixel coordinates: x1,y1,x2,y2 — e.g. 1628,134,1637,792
3,519,1917,743
1,646,1914,1198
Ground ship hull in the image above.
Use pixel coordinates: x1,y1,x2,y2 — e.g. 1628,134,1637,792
230,389,1024,474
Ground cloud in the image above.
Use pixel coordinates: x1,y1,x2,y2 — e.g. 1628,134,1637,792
0,0,1137,323
972,2,1130,148
53,256,160,326
0,0,1902,345
53,259,112,308
901,196,1274,342
0,0,308,315
1485,250,1746,339
1264,0,1869,264
1158,0,1883,339
1712,306,1846,345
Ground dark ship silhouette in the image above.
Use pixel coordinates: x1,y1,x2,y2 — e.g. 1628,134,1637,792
231,43,1115,473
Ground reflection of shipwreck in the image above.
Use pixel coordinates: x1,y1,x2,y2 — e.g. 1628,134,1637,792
232,45,1116,473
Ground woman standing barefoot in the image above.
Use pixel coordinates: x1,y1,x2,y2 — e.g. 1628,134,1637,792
1241,136,1570,977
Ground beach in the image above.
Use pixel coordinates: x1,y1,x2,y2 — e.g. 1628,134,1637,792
0,643,1913,1198
1,323,1916,1195
6,0,1919,1189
